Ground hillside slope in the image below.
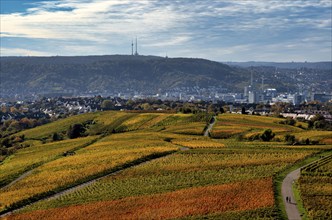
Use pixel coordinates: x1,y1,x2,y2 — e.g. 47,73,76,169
0,55,247,96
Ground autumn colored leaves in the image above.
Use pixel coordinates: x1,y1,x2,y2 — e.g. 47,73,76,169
7,178,274,220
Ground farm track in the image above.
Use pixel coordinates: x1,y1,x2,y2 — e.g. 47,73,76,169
0,146,189,218
282,155,330,220
204,116,216,137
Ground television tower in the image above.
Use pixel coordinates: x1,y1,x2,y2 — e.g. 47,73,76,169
131,40,134,56
134,37,139,56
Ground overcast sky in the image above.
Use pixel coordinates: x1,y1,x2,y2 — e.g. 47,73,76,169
1,0,331,62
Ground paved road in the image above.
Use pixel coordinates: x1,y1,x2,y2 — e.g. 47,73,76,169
281,156,330,220
282,167,302,220
204,116,216,137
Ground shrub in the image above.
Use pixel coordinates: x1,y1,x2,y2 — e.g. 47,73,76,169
249,134,261,141
67,124,86,139
260,129,275,142
52,133,61,141
284,134,296,144
164,137,172,142
279,117,296,126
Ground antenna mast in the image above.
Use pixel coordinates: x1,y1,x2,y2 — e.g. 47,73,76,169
131,40,134,55
135,37,138,56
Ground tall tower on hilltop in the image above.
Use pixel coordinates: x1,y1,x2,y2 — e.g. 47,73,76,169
131,40,134,56
134,37,139,56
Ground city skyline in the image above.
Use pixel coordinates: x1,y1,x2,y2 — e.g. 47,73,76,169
1,0,331,62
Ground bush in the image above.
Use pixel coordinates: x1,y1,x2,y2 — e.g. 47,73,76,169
52,132,61,141
305,138,310,145
284,134,296,144
260,129,275,142
67,124,85,139
164,137,172,142
248,133,261,141
1,138,12,148
279,117,296,126
236,134,245,141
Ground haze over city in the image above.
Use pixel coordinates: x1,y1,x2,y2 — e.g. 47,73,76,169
1,0,331,62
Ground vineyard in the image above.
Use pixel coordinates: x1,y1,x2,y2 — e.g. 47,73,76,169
0,136,97,188
210,114,302,139
7,143,322,219
1,111,331,219
298,155,332,219
6,179,274,220
0,134,177,211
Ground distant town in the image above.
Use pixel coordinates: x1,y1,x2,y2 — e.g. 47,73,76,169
1,93,331,124
1,56,331,127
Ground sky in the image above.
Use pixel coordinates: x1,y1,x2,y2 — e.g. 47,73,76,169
0,0,331,62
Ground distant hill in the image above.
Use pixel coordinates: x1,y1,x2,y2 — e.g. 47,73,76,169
225,61,332,70
1,55,330,99
0,55,249,97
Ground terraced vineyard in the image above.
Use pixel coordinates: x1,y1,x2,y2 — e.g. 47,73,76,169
299,155,332,219
1,111,331,219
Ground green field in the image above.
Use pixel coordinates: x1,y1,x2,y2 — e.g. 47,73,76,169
1,111,331,219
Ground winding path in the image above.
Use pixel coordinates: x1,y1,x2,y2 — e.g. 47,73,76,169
282,156,329,220
282,167,302,220
204,116,216,137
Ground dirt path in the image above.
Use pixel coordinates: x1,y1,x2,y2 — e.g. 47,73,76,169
282,167,302,220
204,116,216,137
